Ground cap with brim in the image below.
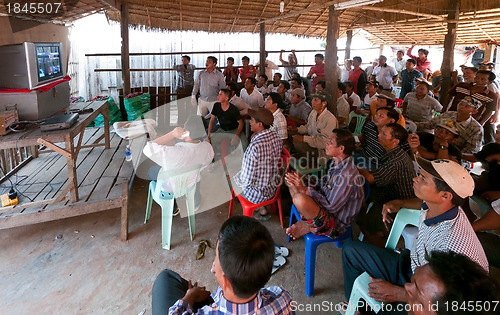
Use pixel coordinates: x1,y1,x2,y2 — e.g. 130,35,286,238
459,96,482,109
290,88,305,99
437,121,459,136
415,77,432,87
377,90,396,102
310,91,330,102
367,80,380,88
479,62,495,68
416,156,474,198
248,108,274,126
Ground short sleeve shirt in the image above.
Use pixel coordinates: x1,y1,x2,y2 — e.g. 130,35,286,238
212,102,241,131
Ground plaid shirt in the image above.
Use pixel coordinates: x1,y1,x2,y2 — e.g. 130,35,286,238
308,157,365,235
169,286,295,315
416,111,483,153
271,109,288,140
174,64,196,88
233,129,282,204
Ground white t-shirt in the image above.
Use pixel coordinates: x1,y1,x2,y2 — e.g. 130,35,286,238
343,92,362,108
372,65,398,89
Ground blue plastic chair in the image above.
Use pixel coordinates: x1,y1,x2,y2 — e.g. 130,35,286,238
145,163,202,250
346,208,421,315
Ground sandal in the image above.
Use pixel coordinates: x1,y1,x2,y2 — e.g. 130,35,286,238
275,245,289,257
272,255,286,274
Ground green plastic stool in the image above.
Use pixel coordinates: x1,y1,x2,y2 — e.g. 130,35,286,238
348,112,368,136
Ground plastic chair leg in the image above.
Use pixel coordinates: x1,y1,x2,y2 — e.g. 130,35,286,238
144,181,155,223
304,238,321,297
346,272,383,315
186,184,196,241
159,193,175,250
277,195,284,228
228,189,235,218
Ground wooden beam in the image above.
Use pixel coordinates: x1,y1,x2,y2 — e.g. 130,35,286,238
121,2,131,95
359,6,445,20
439,0,461,105
325,6,339,115
345,30,353,59
259,23,266,76
257,0,339,24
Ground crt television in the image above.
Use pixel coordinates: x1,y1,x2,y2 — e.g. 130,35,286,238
0,42,65,90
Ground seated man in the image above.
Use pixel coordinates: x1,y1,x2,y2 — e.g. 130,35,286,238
143,116,214,212
343,81,363,111
240,77,265,110
404,251,499,315
369,90,406,127
276,80,291,111
336,82,350,127
343,158,488,314
473,198,500,268
285,129,364,240
207,89,246,154
408,122,462,164
416,96,483,154
402,80,442,122
233,108,282,220
285,88,312,126
152,216,294,315
256,74,269,97
288,91,338,167
264,92,288,144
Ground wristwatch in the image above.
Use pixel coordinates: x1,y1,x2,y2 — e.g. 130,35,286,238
439,145,448,150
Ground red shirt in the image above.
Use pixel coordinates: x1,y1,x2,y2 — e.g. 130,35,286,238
407,47,431,73
308,64,325,92
349,67,363,94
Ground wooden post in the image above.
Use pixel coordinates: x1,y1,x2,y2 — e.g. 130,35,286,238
259,23,266,76
439,0,461,104
345,30,353,60
121,2,131,96
325,6,339,115
484,43,495,63
379,44,384,56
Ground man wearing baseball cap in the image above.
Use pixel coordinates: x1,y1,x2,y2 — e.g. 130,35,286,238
342,158,488,314
416,96,483,154
232,107,282,220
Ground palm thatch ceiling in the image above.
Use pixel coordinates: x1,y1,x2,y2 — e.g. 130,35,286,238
1,0,499,45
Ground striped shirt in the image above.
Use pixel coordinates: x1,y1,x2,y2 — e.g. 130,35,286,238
308,157,365,235
174,64,196,88
271,109,288,140
447,82,497,116
169,286,294,315
192,69,226,102
411,203,489,273
404,92,442,122
233,129,282,204
416,111,483,154
371,146,416,204
361,121,385,161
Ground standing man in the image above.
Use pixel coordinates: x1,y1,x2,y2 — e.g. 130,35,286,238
348,56,367,98
371,55,398,91
175,55,196,124
393,50,405,74
407,45,432,79
399,58,423,100
279,49,298,80
307,53,326,92
255,52,279,81
192,56,226,119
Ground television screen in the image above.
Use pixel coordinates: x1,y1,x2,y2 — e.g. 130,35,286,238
35,43,63,83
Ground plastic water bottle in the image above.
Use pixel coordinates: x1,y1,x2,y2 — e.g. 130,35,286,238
125,145,132,162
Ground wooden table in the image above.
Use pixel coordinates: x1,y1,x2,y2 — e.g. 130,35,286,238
0,100,110,203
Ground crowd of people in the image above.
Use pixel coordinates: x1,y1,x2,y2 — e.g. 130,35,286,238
145,49,500,314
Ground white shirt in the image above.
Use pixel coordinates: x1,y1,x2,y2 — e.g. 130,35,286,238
143,141,214,192
256,84,269,96
240,88,265,109
255,59,279,80
337,96,350,126
372,65,398,89
364,93,378,108
343,92,362,108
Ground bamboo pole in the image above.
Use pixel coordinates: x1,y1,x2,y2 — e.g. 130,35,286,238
325,6,339,115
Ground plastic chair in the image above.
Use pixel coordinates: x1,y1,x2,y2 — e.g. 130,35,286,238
346,208,421,315
289,155,327,178
348,112,367,136
395,98,403,108
228,147,291,228
288,180,369,297
145,163,202,250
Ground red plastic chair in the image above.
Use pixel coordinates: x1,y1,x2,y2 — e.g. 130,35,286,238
228,147,291,227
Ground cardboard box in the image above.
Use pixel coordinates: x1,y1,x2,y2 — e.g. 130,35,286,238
0,109,18,135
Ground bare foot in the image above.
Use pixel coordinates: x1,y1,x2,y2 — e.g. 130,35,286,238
285,221,311,240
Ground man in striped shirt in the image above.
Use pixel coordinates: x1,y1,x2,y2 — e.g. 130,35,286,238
152,216,294,315
285,129,364,240
342,158,488,314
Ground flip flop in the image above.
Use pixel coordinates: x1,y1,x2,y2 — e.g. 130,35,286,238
275,245,289,257
272,255,286,274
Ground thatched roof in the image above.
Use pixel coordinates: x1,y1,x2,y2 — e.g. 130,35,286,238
1,0,500,45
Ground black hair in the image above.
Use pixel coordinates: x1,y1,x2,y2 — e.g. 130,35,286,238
353,56,362,63
376,107,399,123
242,56,250,61
331,128,355,156
291,77,302,85
218,216,275,299
427,251,499,314
220,88,231,99
259,74,268,82
227,57,234,62
315,53,324,59
344,81,354,88
182,55,191,61
407,58,417,65
418,48,429,57
385,122,408,144
226,81,240,96
268,92,283,109
246,77,257,85
337,82,346,94
279,80,290,90
274,72,283,79
291,72,300,78
432,177,464,206
316,80,326,89
466,67,479,73
207,56,218,65
476,69,496,82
